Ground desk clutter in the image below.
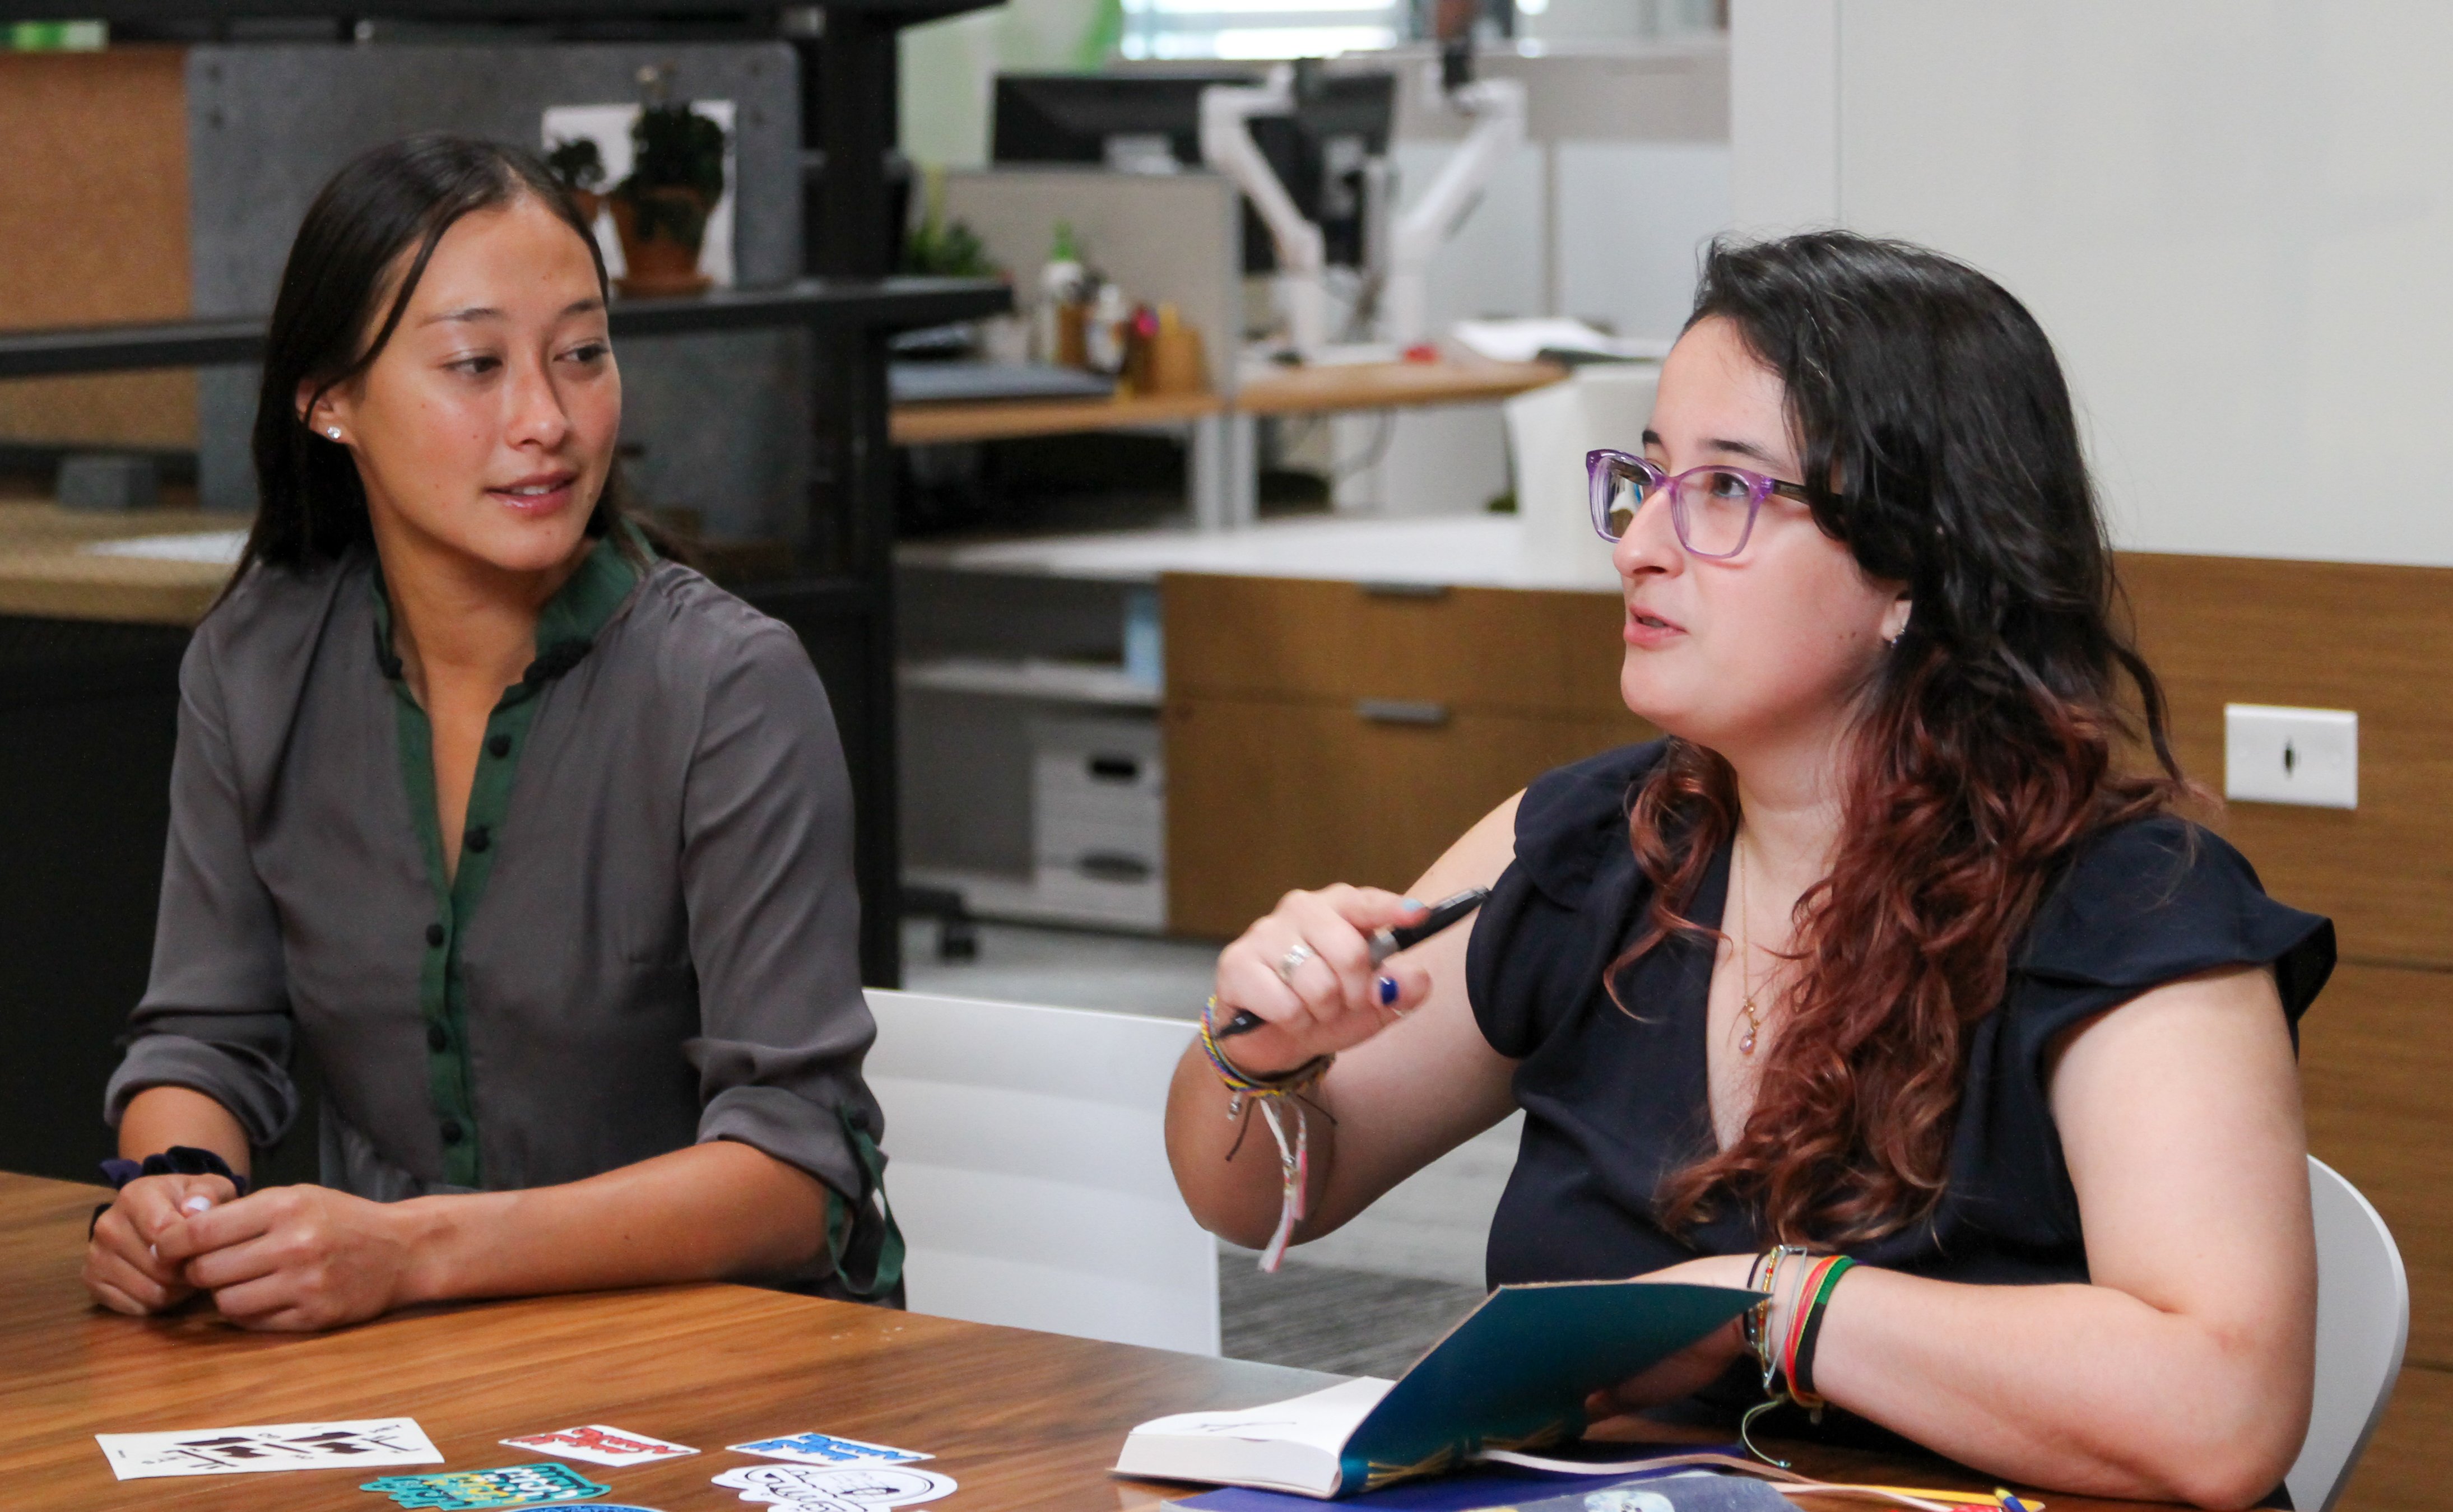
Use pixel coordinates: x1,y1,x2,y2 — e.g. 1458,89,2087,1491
98,1413,950,1505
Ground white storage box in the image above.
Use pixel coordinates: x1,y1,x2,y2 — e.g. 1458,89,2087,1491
1029,716,1165,928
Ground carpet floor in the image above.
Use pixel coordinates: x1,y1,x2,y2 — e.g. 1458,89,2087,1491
1219,1255,1488,1379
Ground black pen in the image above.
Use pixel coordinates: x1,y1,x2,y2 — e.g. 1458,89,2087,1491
1213,886,1491,1039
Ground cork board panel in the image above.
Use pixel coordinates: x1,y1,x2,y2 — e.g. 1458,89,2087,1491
0,46,194,448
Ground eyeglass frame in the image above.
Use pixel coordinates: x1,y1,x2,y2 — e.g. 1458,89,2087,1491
1585,448,1815,560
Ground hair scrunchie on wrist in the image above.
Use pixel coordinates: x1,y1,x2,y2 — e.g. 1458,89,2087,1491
89,1146,252,1239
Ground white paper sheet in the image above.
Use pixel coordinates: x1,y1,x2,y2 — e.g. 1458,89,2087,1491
95,1417,443,1480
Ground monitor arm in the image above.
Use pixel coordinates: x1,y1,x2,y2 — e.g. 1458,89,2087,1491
1200,67,1330,356
1383,75,1525,347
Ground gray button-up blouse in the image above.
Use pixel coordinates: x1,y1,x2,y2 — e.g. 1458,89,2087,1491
103,536,893,1294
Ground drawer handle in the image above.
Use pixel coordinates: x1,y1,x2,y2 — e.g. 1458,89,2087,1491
1078,852,1155,883
1087,755,1142,782
1359,580,1450,599
1356,698,1450,727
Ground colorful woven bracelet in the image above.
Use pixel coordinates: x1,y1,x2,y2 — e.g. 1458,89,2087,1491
1788,1255,1857,1408
1780,1254,1842,1393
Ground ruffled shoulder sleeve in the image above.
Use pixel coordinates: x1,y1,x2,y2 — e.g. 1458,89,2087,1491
1467,739,1669,1057
2009,813,2335,1051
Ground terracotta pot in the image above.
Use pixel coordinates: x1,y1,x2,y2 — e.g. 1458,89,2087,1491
568,188,603,226
610,188,712,297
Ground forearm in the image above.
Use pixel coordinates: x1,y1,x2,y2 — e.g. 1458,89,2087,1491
117,1086,252,1178
1815,1268,2307,1508
1164,1044,1342,1251
390,1139,833,1304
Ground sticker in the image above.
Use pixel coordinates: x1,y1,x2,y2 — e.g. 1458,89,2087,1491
96,1418,444,1480
361,1462,611,1509
501,1425,699,1467
727,1432,930,1467
1586,1494,1677,1512
712,1463,956,1507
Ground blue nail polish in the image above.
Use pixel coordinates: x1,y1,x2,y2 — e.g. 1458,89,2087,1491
1401,897,1425,911
1377,975,1399,1006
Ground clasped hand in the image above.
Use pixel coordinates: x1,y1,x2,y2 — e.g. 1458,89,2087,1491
1213,885,1437,1074
83,1175,416,1332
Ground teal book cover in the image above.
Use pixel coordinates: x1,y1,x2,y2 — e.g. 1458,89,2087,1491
1337,1281,1760,1494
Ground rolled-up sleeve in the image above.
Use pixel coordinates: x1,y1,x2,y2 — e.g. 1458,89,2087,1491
678,618,883,1225
104,631,298,1146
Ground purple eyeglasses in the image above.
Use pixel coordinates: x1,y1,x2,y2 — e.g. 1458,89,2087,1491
1586,448,1813,560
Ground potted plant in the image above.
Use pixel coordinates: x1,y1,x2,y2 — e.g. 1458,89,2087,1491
545,136,608,225
610,101,727,296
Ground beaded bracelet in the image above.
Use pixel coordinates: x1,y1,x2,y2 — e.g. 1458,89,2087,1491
1201,998,1334,1274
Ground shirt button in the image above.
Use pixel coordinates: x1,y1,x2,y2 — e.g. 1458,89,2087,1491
439,1119,464,1146
487,734,512,759
464,826,490,854
425,922,445,948
426,1023,448,1052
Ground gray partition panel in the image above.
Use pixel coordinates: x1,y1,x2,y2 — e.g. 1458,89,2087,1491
939,169,1241,397
186,41,808,538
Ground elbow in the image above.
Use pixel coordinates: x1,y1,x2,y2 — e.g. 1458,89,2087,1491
2130,1378,2308,1510
2154,1450,2295,1512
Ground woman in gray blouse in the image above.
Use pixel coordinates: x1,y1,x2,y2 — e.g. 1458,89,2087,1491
80,135,895,1330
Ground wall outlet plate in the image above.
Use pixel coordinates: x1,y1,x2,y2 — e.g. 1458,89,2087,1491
2224,704,2357,809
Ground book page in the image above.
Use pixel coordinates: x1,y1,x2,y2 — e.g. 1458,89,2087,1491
1132,1378,1394,1455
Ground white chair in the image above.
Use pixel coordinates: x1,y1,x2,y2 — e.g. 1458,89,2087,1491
862,988,1220,1356
2286,1156,2409,1512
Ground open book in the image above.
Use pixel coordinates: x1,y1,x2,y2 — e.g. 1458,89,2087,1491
1114,1280,1758,1499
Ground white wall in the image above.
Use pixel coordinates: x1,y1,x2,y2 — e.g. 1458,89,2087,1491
1732,0,2453,568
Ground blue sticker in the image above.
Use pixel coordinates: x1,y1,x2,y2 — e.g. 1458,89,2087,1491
360,1462,611,1509
726,1432,927,1467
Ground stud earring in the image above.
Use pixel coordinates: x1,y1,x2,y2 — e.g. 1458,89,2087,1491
326,427,342,440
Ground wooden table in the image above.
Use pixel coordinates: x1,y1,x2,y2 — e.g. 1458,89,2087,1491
0,1172,2194,1512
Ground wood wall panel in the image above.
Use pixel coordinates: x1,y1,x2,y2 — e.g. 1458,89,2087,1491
0,47,196,449
2335,1363,2451,1512
2298,961,2453,1369
2119,551,2453,967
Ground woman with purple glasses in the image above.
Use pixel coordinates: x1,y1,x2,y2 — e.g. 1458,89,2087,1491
1165,231,2330,1506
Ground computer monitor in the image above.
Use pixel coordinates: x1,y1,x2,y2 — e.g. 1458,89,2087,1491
992,69,1395,273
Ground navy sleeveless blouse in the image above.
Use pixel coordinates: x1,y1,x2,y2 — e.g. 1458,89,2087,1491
1467,739,2336,1291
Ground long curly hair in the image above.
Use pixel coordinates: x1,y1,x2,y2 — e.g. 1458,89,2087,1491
1627,232,2189,1244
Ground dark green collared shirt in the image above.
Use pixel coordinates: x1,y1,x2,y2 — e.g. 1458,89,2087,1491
107,535,895,1295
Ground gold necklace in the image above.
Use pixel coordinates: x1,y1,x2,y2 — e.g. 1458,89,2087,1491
1732,834,1764,1057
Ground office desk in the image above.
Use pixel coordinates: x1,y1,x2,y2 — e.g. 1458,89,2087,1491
0,1171,2212,1512
0,501,244,626
887,356,1566,529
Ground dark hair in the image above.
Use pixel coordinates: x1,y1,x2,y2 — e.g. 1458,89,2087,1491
230,133,637,590
1626,231,2189,1244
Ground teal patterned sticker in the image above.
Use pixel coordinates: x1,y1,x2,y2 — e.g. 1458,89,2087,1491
361,1461,610,1509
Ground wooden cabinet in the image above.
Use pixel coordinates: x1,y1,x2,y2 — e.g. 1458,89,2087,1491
1162,573,1652,937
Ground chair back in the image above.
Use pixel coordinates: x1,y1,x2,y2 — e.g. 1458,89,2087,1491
2287,1156,2409,1512
862,989,1219,1355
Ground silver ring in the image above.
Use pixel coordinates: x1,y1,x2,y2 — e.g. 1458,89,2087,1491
1275,943,1316,983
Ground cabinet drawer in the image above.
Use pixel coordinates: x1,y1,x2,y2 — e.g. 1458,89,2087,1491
1164,694,1652,937
1162,573,1627,719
